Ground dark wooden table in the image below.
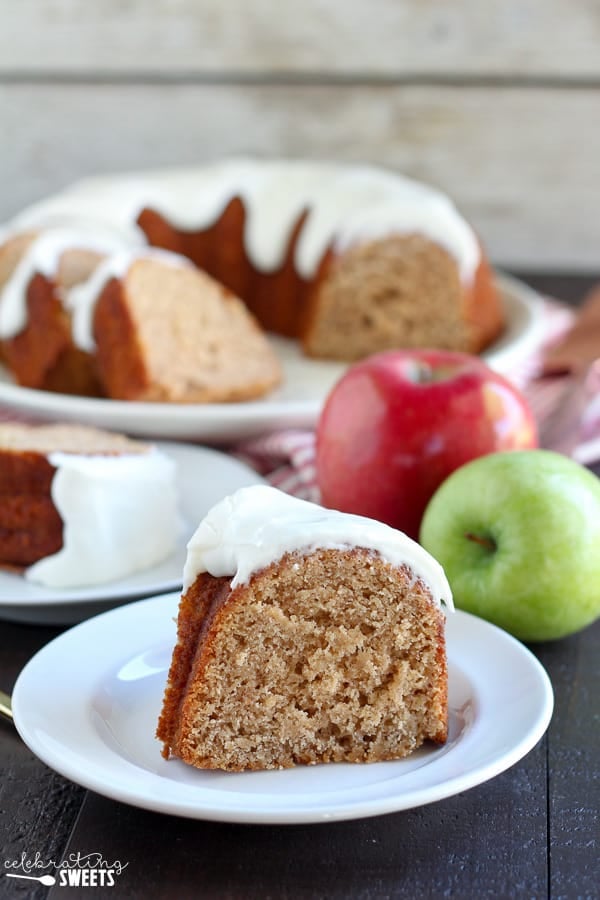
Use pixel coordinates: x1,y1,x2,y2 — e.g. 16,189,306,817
1,273,599,900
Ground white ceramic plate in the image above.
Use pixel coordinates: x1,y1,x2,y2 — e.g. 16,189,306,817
12,594,553,824
0,274,543,443
0,444,263,625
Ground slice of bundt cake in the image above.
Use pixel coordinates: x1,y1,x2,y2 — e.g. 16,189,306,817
157,485,452,772
0,227,131,394
0,422,180,588
68,249,283,403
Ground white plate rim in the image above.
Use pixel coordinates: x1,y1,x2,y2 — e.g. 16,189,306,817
11,593,554,824
0,274,545,442
0,443,264,616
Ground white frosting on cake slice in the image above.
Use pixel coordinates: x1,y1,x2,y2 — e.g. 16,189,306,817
65,247,194,352
0,225,138,339
183,484,453,610
26,448,181,588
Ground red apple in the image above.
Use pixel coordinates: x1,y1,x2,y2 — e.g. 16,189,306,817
316,349,538,540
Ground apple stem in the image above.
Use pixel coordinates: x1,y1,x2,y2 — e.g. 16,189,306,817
408,361,451,384
464,532,497,552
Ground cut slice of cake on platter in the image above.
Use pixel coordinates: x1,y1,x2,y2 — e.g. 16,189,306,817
0,227,129,394
69,249,283,403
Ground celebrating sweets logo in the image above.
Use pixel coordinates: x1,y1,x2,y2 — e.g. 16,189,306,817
4,851,128,888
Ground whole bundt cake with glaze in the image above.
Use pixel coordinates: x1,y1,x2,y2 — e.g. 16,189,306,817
0,159,504,389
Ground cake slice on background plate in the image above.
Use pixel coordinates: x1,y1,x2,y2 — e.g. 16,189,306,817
0,422,180,588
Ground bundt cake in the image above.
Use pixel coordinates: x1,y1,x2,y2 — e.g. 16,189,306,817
0,422,180,588
157,485,452,772
3,159,504,373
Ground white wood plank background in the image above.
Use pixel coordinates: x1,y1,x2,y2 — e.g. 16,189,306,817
1,0,598,271
2,0,600,76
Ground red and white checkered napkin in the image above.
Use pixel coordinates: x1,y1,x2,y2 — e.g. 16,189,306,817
234,299,600,498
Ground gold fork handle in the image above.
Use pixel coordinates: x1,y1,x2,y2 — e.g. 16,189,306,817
0,689,13,722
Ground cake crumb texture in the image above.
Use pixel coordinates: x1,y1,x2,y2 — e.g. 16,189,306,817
93,257,282,403
157,548,448,771
302,235,503,359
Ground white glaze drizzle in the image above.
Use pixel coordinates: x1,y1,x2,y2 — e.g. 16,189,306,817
26,448,181,589
65,247,193,352
7,160,480,284
183,485,453,610
0,225,136,339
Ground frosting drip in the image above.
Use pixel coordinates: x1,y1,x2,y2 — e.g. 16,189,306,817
183,485,453,610
65,247,193,352
0,225,135,340
8,159,480,283
26,448,181,588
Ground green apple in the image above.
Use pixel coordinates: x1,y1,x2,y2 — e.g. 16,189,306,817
419,450,600,642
